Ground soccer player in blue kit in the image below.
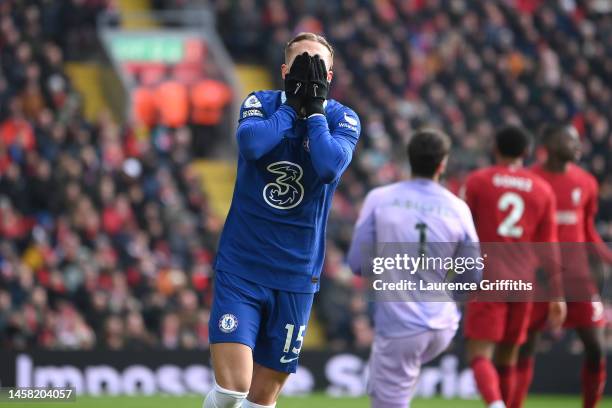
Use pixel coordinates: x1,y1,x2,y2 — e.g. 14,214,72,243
203,33,361,408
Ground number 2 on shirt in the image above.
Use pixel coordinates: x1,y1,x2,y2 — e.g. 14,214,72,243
497,192,525,238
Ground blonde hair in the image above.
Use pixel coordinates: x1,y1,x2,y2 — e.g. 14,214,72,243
284,32,334,65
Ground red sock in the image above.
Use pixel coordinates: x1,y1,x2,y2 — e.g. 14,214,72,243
582,360,606,408
497,365,517,407
511,357,534,408
471,356,502,404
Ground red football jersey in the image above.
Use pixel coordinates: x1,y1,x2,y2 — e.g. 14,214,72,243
531,163,602,243
531,162,612,287
462,165,557,243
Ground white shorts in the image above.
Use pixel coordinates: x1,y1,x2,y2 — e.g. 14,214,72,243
367,328,456,408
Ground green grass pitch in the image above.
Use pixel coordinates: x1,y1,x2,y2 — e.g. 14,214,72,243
4,394,610,407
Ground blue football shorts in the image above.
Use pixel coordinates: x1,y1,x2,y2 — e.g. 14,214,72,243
209,270,314,373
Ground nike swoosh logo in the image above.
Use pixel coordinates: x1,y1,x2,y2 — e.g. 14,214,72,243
280,355,299,363
294,83,301,95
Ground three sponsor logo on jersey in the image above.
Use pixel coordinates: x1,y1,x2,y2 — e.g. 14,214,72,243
241,94,358,210
263,161,304,210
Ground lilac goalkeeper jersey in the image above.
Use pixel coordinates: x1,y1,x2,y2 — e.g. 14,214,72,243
348,179,481,338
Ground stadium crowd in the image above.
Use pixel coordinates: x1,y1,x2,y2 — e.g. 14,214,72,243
0,0,218,349
0,0,611,350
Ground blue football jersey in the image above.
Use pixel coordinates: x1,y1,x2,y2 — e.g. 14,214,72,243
214,90,361,293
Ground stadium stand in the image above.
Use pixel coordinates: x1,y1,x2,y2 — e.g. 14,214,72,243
0,1,219,350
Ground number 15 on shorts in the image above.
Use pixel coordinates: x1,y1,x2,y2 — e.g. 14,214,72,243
281,324,305,363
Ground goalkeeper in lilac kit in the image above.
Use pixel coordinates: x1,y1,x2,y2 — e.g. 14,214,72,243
348,129,481,408
203,33,360,408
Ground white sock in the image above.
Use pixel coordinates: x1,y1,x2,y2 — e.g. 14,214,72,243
241,400,276,408
202,382,247,408
488,402,506,408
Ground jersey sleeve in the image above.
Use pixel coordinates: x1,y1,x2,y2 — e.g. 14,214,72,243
534,185,563,298
347,190,377,275
239,93,266,122
236,93,296,161
306,107,361,184
534,185,558,243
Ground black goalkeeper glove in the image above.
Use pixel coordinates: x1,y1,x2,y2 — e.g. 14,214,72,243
284,52,310,114
305,55,329,116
